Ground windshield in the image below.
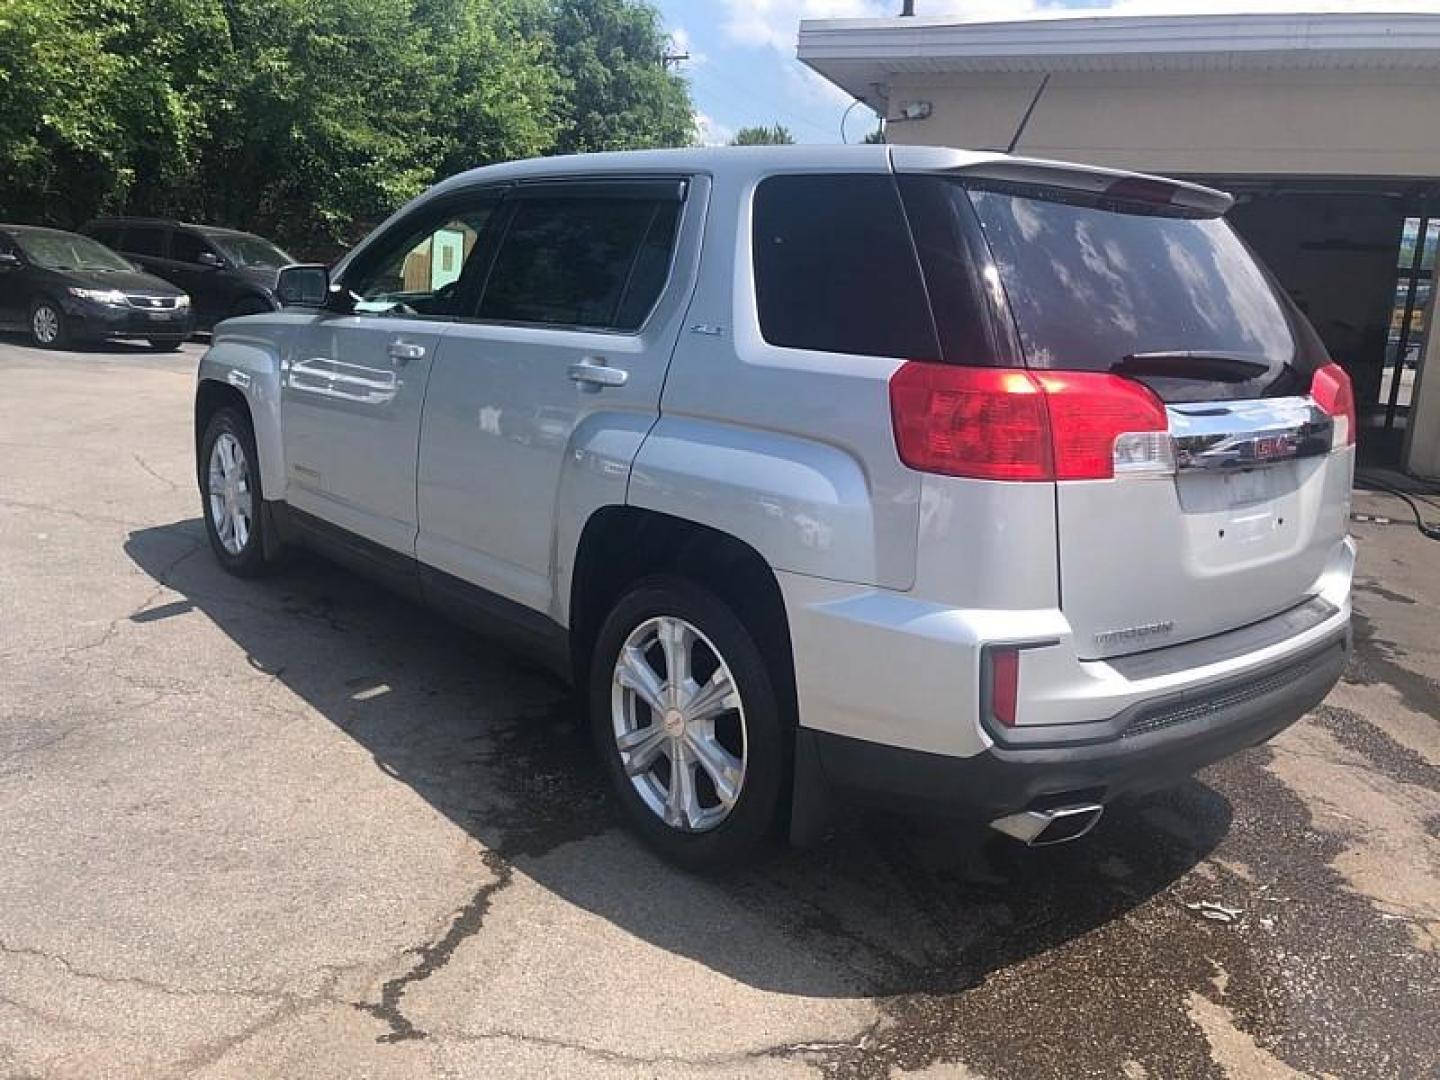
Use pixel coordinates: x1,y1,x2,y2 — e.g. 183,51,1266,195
210,234,292,269
15,232,132,272
962,184,1315,401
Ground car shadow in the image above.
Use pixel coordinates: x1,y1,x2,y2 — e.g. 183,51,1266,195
124,518,1231,1002
0,331,195,354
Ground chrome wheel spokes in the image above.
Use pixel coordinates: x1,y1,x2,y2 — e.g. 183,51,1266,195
610,615,747,833
207,432,253,555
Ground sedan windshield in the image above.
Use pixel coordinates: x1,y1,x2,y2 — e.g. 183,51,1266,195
211,234,292,269
15,232,132,272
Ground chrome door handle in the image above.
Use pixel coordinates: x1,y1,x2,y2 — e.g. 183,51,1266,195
568,359,628,390
388,341,426,364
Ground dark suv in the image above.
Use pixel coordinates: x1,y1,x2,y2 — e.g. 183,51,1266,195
83,219,295,329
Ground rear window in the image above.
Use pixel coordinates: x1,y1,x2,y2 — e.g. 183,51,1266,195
919,181,1317,400
752,174,938,359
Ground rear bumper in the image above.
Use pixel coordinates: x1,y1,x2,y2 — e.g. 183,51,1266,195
799,631,1346,822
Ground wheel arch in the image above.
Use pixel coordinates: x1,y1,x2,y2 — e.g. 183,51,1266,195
569,506,798,725
195,334,287,496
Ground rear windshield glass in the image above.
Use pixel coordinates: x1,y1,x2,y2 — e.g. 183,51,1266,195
965,184,1311,399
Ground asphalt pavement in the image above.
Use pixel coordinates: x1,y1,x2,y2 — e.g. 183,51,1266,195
0,336,1435,1078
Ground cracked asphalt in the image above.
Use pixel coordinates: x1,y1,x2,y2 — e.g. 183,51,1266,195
0,338,1436,1079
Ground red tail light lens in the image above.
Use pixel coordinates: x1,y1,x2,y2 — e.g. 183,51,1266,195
889,362,1169,481
1311,362,1355,447
988,648,1020,728
889,364,1051,480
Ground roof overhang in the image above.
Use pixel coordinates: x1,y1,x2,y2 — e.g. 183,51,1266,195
799,8,1440,110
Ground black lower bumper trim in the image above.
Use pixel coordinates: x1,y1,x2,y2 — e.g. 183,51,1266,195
793,633,1348,828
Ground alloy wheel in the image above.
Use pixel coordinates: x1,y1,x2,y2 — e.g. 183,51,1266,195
32,305,59,345
207,432,253,555
610,615,747,833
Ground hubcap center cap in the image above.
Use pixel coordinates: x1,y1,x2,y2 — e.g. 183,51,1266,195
662,708,686,737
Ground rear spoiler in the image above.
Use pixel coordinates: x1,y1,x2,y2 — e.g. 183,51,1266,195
889,147,1234,218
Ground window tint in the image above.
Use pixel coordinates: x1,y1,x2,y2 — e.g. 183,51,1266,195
344,196,499,318
479,197,673,330
966,184,1311,401
896,176,1012,366
752,174,938,359
124,226,167,257
170,231,214,265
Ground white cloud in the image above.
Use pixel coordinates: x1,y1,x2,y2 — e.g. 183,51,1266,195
694,111,735,146
668,26,706,67
719,1,894,53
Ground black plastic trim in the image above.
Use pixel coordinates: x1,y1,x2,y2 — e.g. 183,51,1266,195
1105,596,1339,680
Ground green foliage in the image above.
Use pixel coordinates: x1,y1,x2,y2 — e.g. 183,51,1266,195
730,124,795,146
542,0,693,154
0,0,692,252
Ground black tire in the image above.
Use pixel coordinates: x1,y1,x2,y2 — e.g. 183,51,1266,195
28,298,67,349
198,406,277,577
589,574,788,870
148,338,186,351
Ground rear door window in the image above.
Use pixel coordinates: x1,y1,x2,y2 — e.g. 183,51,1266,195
478,195,678,331
957,182,1314,400
752,174,938,359
170,231,215,265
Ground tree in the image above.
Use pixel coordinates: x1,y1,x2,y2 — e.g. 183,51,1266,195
730,124,795,146
0,0,694,252
542,0,693,154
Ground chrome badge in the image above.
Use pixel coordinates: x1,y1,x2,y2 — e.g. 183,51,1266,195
1094,621,1175,647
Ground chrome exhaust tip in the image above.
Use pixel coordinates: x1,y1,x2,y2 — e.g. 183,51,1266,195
990,804,1104,847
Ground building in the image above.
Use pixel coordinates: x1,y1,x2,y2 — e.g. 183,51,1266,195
799,5,1440,476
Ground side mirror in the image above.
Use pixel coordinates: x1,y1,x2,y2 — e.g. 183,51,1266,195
198,250,225,269
0,252,20,269
276,264,332,308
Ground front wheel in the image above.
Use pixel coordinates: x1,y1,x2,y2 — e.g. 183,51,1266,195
29,299,67,348
148,337,186,352
199,407,276,577
590,575,788,869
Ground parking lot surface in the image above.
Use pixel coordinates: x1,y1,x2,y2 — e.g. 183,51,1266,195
0,338,1436,1079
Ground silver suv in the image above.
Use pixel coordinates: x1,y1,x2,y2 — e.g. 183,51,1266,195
194,146,1355,868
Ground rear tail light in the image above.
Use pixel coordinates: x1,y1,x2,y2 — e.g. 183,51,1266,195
987,647,1020,728
890,362,1170,481
1311,362,1355,448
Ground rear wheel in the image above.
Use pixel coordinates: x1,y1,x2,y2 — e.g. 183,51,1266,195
590,575,787,869
199,407,276,577
148,337,186,351
29,299,66,349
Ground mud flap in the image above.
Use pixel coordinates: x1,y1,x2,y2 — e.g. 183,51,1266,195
789,727,834,847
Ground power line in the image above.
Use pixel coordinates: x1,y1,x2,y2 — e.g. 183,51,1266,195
685,63,837,140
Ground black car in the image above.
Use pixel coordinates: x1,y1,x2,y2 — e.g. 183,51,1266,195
0,225,194,350
83,218,294,329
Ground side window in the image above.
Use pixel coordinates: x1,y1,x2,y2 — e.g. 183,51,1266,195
752,174,938,359
478,196,677,331
170,231,214,265
344,197,499,318
125,226,167,258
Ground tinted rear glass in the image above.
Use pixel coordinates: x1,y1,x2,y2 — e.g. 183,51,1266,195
752,174,938,359
964,184,1314,400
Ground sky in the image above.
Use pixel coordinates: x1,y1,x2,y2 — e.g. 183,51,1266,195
649,1,1415,145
